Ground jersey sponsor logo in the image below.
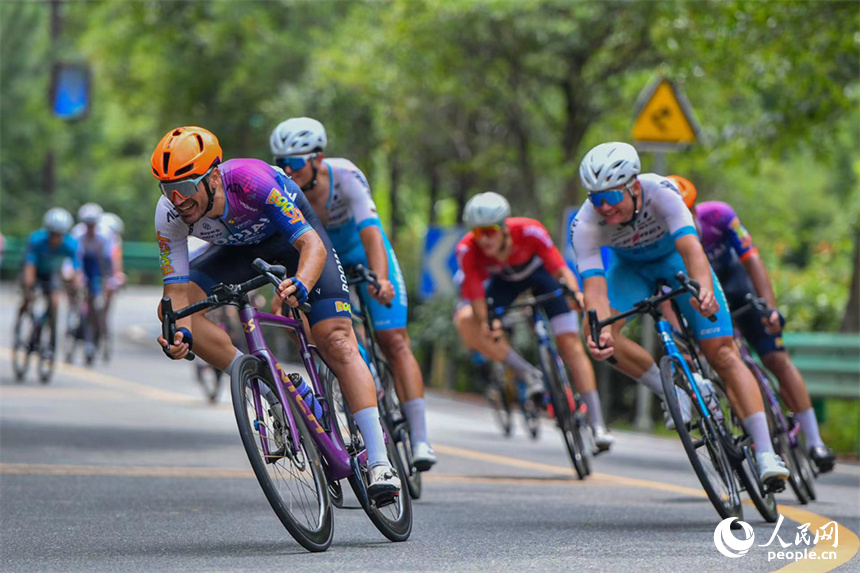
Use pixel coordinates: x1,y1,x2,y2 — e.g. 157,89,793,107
729,217,754,250
156,231,175,276
523,225,554,248
266,187,306,225
331,249,349,292
166,208,180,224
335,301,352,313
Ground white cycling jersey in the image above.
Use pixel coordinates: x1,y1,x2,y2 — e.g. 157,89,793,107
570,173,697,279
319,158,382,255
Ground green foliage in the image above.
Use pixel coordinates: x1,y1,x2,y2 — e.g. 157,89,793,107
1,0,857,330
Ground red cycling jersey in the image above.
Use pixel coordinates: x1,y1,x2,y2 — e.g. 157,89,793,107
456,217,566,300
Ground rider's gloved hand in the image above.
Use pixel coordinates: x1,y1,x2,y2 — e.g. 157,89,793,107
277,277,309,308
587,329,615,361
369,277,395,305
690,287,719,318
763,309,785,335
158,327,192,360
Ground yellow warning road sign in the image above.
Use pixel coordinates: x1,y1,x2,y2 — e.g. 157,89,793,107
631,79,699,146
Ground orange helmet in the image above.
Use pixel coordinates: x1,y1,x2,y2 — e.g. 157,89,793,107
668,175,697,208
151,126,222,181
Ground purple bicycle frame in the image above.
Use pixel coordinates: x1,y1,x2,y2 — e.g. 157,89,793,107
237,304,366,481
734,327,801,447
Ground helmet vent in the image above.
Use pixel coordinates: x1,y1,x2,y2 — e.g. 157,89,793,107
174,164,194,177
162,152,171,175
172,129,182,136
195,134,204,151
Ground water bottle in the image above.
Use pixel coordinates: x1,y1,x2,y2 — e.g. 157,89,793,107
288,373,325,421
693,372,723,423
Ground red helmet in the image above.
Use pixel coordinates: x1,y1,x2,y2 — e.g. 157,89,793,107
151,126,222,181
668,175,698,208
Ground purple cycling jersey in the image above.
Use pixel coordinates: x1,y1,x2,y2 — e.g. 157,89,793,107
695,201,758,278
154,158,315,284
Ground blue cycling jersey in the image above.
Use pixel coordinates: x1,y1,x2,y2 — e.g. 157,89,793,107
24,229,79,277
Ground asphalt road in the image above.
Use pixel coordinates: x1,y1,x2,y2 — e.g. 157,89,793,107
1,285,858,572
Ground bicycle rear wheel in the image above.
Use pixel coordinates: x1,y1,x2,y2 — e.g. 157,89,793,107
37,311,55,384
486,362,513,437
323,367,412,541
12,311,34,382
540,346,590,479
230,355,333,552
791,430,817,501
379,362,422,500
661,355,742,520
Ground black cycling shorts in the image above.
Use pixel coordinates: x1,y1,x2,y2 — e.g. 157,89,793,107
189,231,351,327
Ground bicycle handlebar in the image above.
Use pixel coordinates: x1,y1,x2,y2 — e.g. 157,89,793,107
159,258,311,361
731,293,771,319
346,264,392,308
587,271,716,365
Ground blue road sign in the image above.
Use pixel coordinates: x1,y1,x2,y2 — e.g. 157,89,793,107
421,226,465,299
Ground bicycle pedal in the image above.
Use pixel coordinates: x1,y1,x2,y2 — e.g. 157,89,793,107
763,477,787,495
371,491,399,508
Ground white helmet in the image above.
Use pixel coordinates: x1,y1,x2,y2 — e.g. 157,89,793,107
78,203,103,225
269,117,327,157
43,208,73,234
463,192,511,229
101,212,125,236
579,142,641,192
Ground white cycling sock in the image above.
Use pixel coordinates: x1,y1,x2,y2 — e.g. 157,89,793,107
795,408,824,448
228,348,244,373
402,398,429,445
352,407,389,468
504,348,541,379
580,390,605,428
637,363,664,396
742,412,774,455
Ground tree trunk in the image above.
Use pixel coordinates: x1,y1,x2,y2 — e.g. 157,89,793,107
841,228,860,332
426,161,439,226
388,153,401,245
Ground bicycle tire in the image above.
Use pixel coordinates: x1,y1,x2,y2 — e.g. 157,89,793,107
486,363,513,437
230,355,333,552
377,360,422,499
12,311,34,382
661,355,743,520
766,405,809,505
38,311,55,384
792,432,817,501
324,367,412,541
196,363,224,403
539,346,590,479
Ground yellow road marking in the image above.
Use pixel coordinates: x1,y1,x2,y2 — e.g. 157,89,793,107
435,444,858,572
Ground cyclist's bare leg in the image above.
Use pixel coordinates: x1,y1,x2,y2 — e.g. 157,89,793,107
555,332,596,394
454,304,510,362
760,351,812,412
310,316,377,413
599,315,659,378
376,328,423,402
699,336,764,419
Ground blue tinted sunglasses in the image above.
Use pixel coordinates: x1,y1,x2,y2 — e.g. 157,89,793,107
275,154,316,171
588,188,626,208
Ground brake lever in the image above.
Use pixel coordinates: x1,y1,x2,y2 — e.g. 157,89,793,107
587,309,617,365
160,297,195,361
676,272,717,323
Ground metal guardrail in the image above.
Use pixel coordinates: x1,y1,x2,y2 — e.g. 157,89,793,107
1,237,160,273
782,332,860,400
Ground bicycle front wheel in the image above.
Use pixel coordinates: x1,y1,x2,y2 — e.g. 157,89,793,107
486,362,513,437
540,346,590,479
230,355,333,552
37,312,55,384
661,355,742,520
12,311,34,382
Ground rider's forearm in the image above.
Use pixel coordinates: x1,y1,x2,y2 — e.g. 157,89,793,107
676,235,713,291
292,231,327,291
554,266,581,294
161,282,193,332
583,276,611,320
742,253,777,309
471,297,490,327
359,226,389,281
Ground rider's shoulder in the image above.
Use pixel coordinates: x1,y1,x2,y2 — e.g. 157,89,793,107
154,196,186,234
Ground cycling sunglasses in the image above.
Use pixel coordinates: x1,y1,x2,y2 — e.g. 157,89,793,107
159,167,213,203
473,225,501,239
275,153,316,172
588,184,632,208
